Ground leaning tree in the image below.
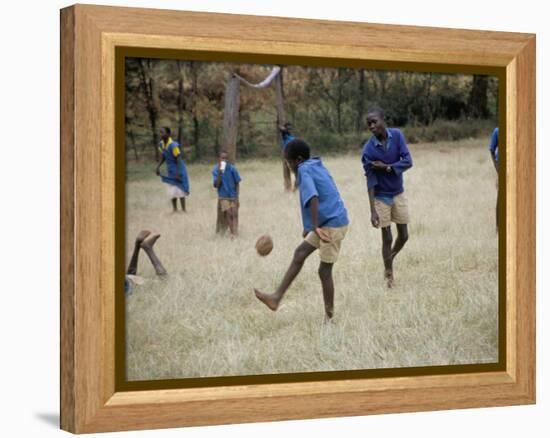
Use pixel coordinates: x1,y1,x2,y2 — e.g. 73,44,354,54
221,66,291,189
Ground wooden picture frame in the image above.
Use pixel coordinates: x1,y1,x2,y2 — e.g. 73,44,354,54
60,4,535,434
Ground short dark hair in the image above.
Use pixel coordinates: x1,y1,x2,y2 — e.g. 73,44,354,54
366,105,385,120
285,139,310,161
162,126,172,134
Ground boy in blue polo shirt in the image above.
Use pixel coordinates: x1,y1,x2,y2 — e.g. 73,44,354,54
362,106,413,288
255,139,349,321
212,150,241,236
488,127,499,231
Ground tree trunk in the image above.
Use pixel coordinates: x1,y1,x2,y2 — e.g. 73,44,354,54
274,67,286,125
222,73,241,163
336,70,343,134
274,68,293,191
468,75,489,118
356,69,366,132
176,61,186,150
190,62,201,160
138,59,160,160
214,127,220,157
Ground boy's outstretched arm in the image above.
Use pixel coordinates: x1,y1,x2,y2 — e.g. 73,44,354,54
309,196,331,242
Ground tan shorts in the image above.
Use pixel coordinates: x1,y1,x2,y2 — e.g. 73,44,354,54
304,225,348,263
219,198,237,212
374,193,409,228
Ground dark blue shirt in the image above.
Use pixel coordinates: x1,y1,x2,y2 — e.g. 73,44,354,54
212,164,241,199
281,132,296,150
361,128,412,197
488,127,499,165
297,157,349,233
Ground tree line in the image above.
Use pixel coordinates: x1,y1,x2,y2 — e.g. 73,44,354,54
125,58,498,162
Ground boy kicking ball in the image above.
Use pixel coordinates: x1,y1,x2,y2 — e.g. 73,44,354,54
254,139,349,321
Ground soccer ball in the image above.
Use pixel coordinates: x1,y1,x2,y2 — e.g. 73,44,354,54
255,234,273,256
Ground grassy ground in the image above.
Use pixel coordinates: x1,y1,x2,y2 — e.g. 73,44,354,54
125,138,499,381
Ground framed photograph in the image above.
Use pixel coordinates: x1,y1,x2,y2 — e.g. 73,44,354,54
60,4,535,434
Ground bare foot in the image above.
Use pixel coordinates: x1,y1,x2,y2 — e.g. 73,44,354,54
254,289,279,311
126,274,145,285
141,233,161,250
135,229,151,244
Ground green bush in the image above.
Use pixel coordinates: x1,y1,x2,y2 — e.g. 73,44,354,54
402,119,496,144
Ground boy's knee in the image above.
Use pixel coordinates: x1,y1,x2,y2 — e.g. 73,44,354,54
397,226,409,242
293,247,309,264
318,263,333,278
382,229,393,245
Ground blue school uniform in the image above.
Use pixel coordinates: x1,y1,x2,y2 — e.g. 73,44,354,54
361,128,412,203
212,163,241,199
281,131,296,150
297,157,349,233
159,138,190,194
488,127,499,166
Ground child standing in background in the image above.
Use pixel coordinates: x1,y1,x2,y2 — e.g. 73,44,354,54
213,150,241,236
155,127,190,213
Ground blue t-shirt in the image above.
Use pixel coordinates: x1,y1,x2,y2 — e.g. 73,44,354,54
361,128,412,197
281,131,296,150
297,158,349,233
212,164,241,199
489,127,499,165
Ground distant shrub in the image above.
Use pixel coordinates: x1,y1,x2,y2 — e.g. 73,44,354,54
402,119,496,144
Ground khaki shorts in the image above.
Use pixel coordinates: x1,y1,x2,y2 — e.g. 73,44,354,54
374,193,409,228
219,198,237,212
304,225,348,263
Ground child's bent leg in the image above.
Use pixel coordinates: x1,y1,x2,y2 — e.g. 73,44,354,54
141,233,167,276
126,230,151,275
318,262,334,319
391,224,409,260
255,241,316,311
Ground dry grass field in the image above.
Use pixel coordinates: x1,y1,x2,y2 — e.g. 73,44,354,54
125,138,499,381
